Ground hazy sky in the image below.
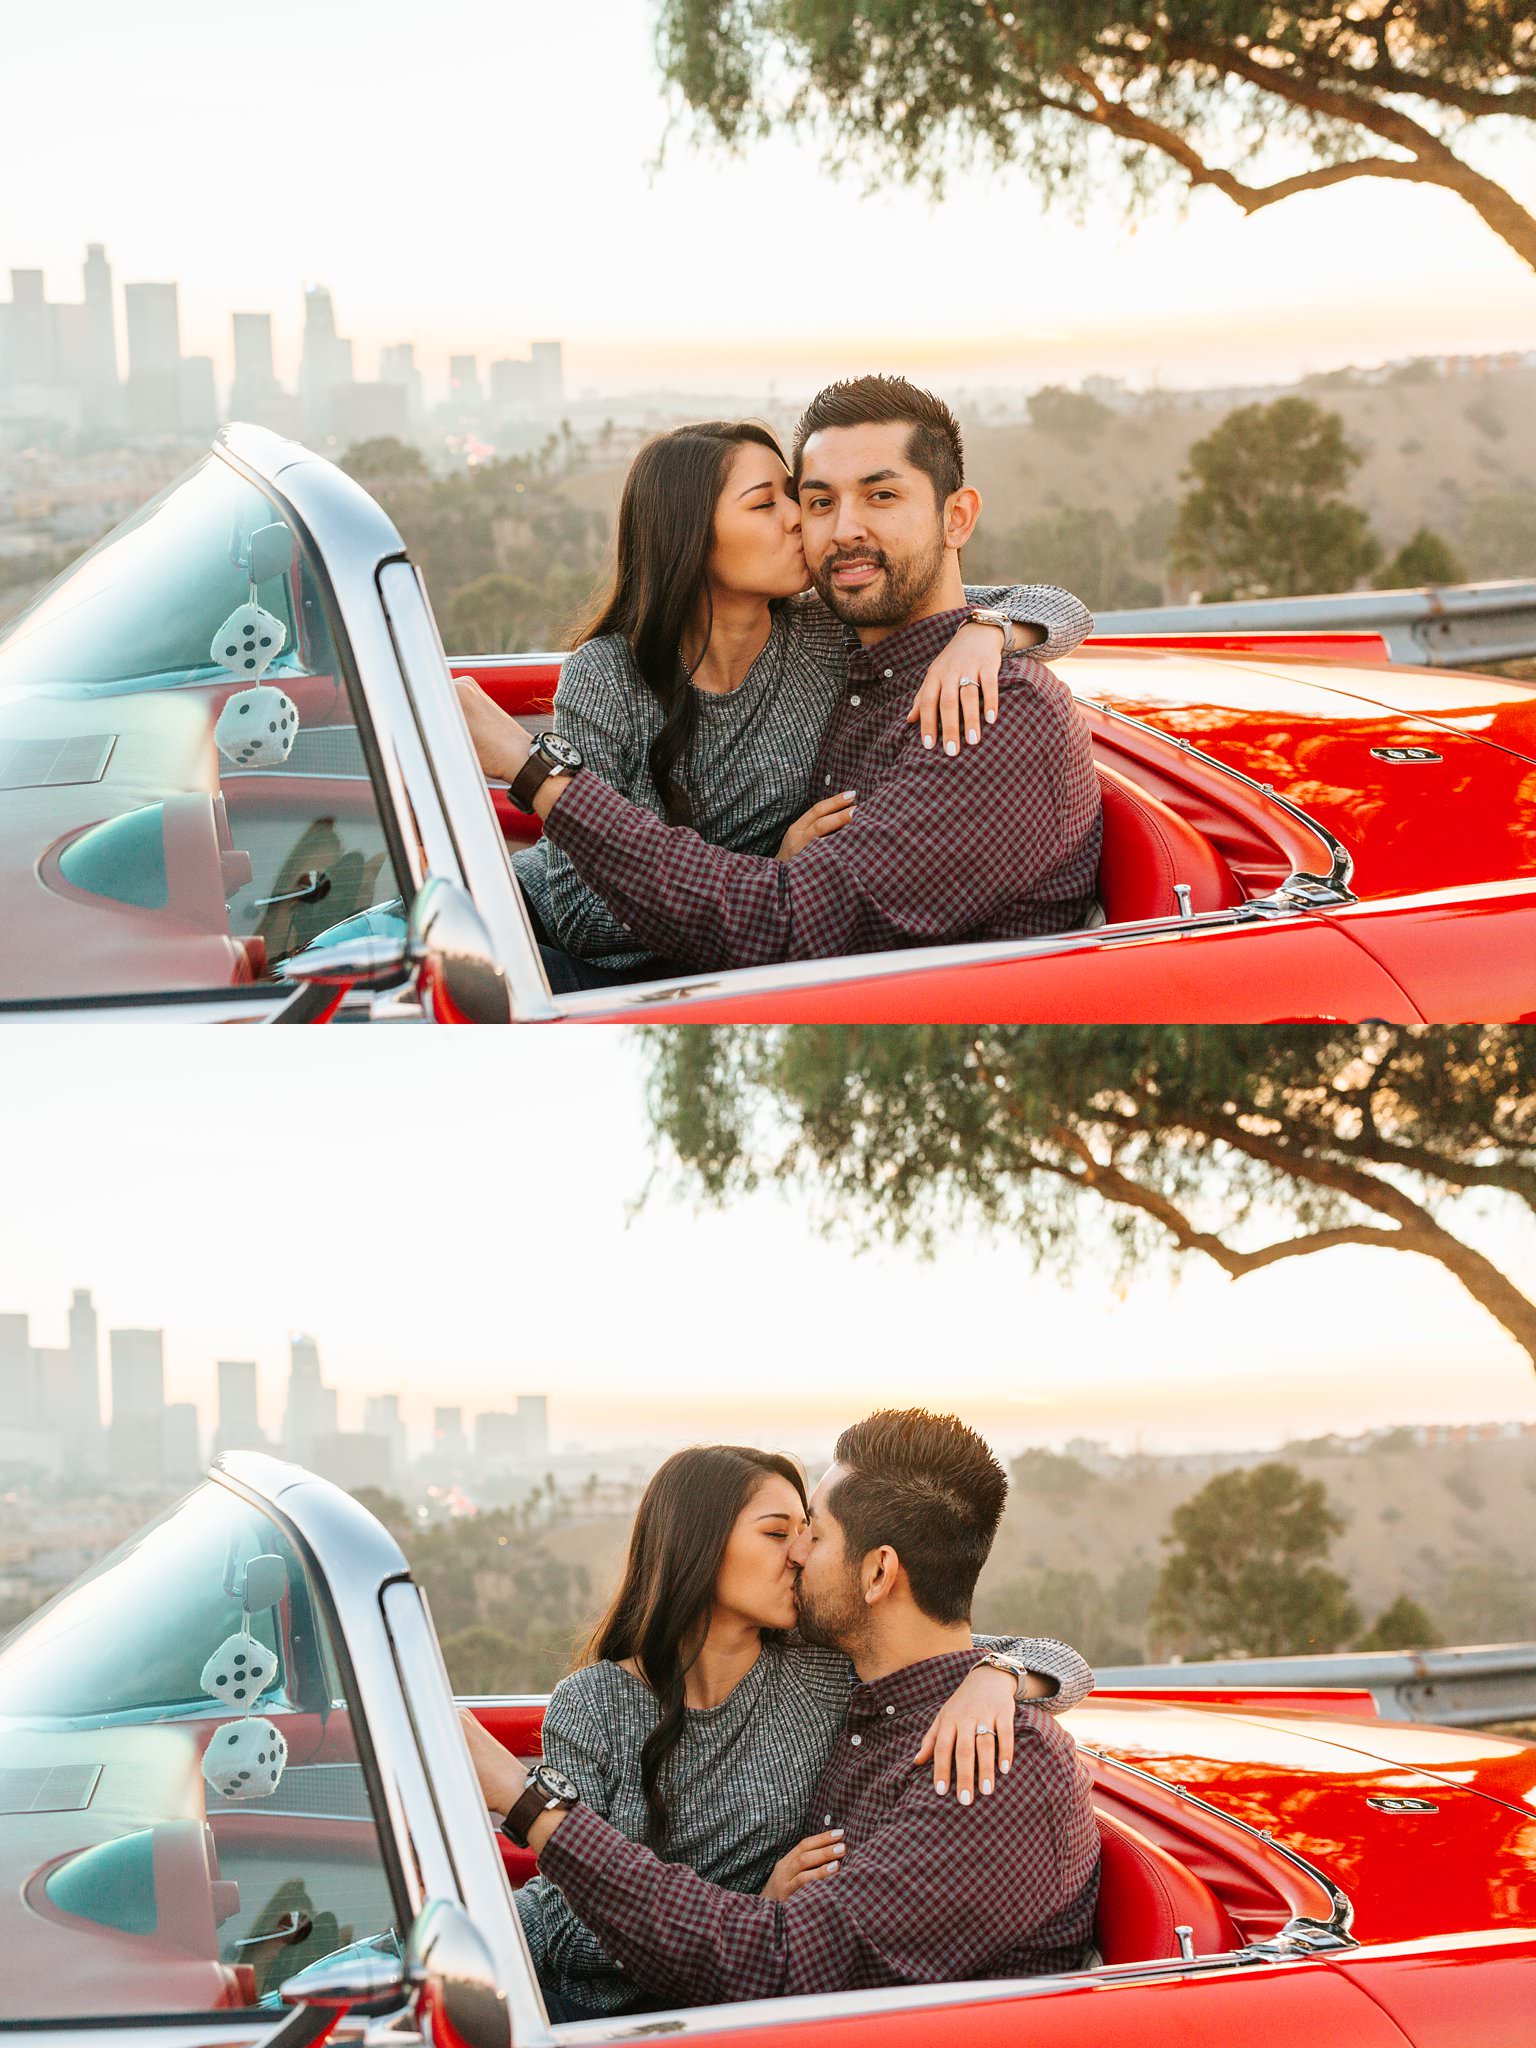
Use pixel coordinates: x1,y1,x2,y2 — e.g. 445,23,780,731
6,0,1536,395
4,1031,1534,1460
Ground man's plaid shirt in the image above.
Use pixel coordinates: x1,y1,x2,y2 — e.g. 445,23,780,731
536,1647,1101,2008
541,607,1103,972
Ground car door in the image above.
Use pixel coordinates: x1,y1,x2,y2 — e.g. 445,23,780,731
0,427,549,1025
0,1453,538,2048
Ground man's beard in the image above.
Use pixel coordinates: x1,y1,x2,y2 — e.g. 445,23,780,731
794,1567,869,1657
810,528,948,628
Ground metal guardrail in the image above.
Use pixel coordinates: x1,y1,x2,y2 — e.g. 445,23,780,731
1095,1642,1536,1726
1095,580,1536,667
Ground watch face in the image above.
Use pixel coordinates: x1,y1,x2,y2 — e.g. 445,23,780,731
534,731,583,774
534,1764,581,1803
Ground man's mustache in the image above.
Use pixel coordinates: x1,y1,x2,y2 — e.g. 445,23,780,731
826,550,887,571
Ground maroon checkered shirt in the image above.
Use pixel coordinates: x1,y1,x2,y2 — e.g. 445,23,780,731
540,608,1103,971
535,1647,1100,2008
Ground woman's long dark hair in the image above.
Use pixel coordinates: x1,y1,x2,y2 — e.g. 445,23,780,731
571,421,788,825
582,1444,807,1847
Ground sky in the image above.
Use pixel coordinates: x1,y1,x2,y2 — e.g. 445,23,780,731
5,0,1536,398
4,1031,1534,1462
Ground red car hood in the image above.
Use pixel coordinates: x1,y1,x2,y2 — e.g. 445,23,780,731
1071,1696,1536,1947
1067,648,1536,902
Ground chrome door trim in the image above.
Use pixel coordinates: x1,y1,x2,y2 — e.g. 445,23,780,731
376,564,554,1020
1077,1746,1355,1954
381,1587,546,2044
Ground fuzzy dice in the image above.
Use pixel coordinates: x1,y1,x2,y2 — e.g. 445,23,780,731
202,1715,289,1800
215,685,299,768
199,1632,279,1709
211,603,287,681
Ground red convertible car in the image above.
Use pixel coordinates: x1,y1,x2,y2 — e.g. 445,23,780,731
0,1456,1531,2048
2,426,1534,1023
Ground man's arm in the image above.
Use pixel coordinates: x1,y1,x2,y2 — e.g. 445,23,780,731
534,1711,1085,2007
539,664,1094,971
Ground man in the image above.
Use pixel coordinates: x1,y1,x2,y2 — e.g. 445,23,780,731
458,377,1103,973
463,1410,1101,2009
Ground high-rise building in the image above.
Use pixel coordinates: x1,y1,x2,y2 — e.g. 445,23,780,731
68,1288,100,1435
216,1359,264,1454
474,1411,521,1465
300,284,354,438
363,1393,405,1477
433,1406,467,1461
448,354,482,409
2,271,53,385
283,1332,336,1462
330,380,409,447
530,341,564,407
489,356,538,409
109,1327,166,1479
123,282,182,436
233,312,277,394
81,244,119,420
0,1314,33,1427
379,342,422,427
517,1393,550,1463
124,283,181,375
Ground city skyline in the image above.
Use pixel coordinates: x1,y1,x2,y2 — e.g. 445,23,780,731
2,1034,1534,1462
0,247,568,444
4,2,1534,402
1,1285,554,1489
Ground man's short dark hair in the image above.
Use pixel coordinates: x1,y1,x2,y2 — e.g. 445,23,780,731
792,375,965,508
829,1409,1007,1625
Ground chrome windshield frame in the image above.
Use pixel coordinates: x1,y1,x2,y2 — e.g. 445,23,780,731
214,427,552,1022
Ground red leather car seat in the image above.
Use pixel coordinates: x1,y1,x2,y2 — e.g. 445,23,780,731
1093,1810,1238,1963
1095,762,1243,925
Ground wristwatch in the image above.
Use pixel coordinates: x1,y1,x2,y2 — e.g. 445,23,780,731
965,607,1012,647
500,1762,581,1847
974,1650,1034,1700
506,730,584,812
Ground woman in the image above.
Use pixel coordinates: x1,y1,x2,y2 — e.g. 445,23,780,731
498,421,1092,988
489,1445,1092,2020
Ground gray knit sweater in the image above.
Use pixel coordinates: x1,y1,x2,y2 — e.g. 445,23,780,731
510,585,1092,970
514,1633,1092,2014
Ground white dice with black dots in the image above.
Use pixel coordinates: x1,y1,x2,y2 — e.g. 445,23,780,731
199,1631,279,1707
203,1715,289,1801
210,603,287,681
214,684,299,768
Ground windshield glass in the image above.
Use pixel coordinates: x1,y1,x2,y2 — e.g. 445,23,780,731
0,1480,402,2022
0,454,404,1007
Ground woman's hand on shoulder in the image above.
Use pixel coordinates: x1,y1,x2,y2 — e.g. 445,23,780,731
907,621,1008,757
912,1661,1018,1804
777,790,856,860
761,1828,845,1901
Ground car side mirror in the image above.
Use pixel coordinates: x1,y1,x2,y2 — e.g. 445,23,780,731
274,875,511,1024
277,1903,508,2048
248,522,294,586
406,1900,511,2048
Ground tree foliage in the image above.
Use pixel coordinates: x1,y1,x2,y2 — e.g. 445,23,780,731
1170,397,1381,598
966,502,1163,609
1150,1461,1360,1656
655,3,1536,272
644,1025,1536,1369
1374,525,1465,589
1356,1592,1443,1651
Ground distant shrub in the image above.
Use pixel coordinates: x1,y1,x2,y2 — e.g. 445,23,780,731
1027,385,1114,441
1442,1467,1485,1512
1356,1595,1444,1652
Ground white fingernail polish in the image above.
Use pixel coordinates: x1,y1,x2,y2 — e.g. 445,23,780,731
981,1780,992,1795
968,729,978,744
935,1781,947,1795
987,710,997,724
923,735,935,750
999,1760,1010,1774
946,740,958,756
959,1790,972,1806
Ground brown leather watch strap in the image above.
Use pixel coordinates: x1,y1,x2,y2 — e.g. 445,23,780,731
507,752,556,811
